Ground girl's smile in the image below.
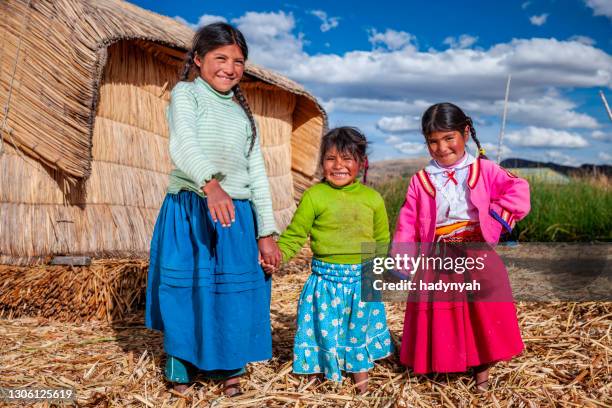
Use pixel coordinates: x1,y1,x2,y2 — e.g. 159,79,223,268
323,147,361,187
194,44,245,93
426,128,469,167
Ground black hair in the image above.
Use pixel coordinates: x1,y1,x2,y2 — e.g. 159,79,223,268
319,127,370,183
180,22,257,155
421,102,487,159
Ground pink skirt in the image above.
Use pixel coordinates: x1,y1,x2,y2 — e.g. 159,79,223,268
399,222,524,373
400,301,523,373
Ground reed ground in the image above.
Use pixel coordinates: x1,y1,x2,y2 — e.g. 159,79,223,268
1,250,610,407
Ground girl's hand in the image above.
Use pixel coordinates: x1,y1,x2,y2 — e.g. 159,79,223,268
259,254,276,274
203,179,235,227
258,237,281,269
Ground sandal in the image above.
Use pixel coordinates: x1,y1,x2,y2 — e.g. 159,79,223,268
172,383,190,394
473,364,490,393
223,377,243,397
474,379,489,393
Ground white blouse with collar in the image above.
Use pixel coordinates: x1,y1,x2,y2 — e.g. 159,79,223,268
424,152,479,227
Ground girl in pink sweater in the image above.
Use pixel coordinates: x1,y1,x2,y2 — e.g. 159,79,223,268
393,103,530,392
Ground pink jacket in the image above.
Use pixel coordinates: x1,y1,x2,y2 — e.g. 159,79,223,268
393,158,531,245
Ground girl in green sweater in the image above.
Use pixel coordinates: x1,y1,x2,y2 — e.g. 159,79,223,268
264,127,393,394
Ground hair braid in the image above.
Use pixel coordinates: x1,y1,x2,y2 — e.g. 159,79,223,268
233,84,257,155
180,50,195,81
465,116,488,159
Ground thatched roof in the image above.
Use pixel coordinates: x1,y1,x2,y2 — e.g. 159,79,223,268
0,0,326,184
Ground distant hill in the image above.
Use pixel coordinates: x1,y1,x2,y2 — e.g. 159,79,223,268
501,158,612,177
367,157,429,183
368,156,611,184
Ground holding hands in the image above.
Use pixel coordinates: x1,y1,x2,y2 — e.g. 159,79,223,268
258,237,281,274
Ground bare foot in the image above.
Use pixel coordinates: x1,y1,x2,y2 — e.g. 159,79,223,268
307,374,321,383
173,383,189,394
473,364,490,393
352,372,369,395
223,376,242,397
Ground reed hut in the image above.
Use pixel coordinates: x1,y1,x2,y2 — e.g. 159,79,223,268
0,0,326,320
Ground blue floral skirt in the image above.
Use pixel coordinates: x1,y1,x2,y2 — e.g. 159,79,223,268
293,259,393,382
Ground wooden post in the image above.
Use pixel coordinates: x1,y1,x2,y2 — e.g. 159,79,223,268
497,74,512,164
599,90,612,123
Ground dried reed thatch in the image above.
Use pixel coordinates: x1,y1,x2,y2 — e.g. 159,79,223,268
0,259,148,321
0,0,327,266
0,258,609,407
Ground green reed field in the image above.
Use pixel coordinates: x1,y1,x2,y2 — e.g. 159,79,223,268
375,176,612,242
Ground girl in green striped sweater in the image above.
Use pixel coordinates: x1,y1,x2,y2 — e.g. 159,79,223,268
146,23,281,396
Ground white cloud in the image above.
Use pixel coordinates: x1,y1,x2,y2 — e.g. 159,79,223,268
376,115,421,133
393,141,427,156
174,14,227,30
368,29,416,51
385,135,403,144
324,96,599,130
585,0,612,19
197,14,228,26
569,35,596,46
283,38,612,102
231,11,307,71
522,1,531,9
482,142,512,159
592,130,612,142
461,96,600,129
443,34,478,49
598,151,612,163
506,127,589,148
174,16,192,29
310,10,340,32
234,14,611,102
322,98,430,115
545,151,580,166
383,135,426,156
530,13,549,26
232,11,297,43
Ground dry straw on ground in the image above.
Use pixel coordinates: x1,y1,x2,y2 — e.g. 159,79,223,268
1,255,610,407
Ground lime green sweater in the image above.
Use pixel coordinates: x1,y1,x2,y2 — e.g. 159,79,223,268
278,181,390,264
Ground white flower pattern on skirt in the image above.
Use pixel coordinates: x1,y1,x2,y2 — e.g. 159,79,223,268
293,259,393,382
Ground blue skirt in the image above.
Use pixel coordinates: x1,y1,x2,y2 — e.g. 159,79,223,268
145,191,272,371
293,259,393,382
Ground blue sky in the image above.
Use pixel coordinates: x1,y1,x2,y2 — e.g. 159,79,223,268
133,0,612,165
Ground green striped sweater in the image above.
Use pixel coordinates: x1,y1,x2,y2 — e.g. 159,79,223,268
166,76,278,237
